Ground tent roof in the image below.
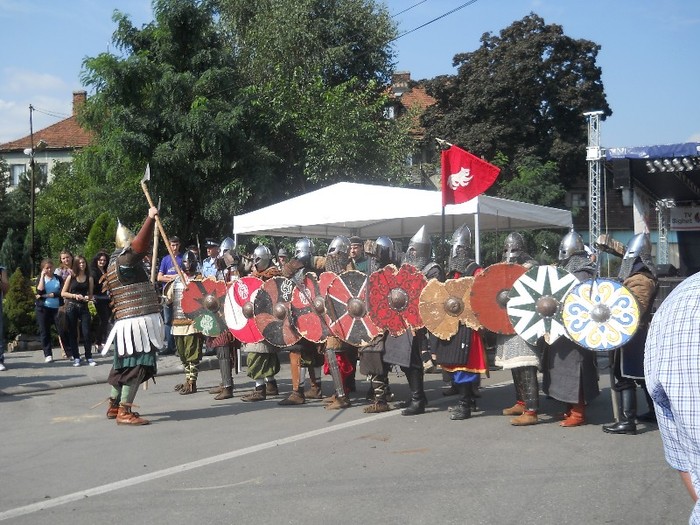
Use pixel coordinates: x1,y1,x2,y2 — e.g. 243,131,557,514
232,182,572,239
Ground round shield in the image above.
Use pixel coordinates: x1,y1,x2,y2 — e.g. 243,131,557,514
254,276,301,347
224,276,263,343
368,264,426,336
290,272,332,343
562,278,641,351
181,278,228,336
419,276,479,340
507,265,580,345
325,270,380,346
471,263,527,335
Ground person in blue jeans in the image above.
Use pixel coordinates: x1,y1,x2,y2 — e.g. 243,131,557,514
157,236,182,355
34,259,64,364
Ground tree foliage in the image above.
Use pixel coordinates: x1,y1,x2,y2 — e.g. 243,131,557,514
422,13,611,188
84,212,117,261
66,0,411,248
4,269,36,337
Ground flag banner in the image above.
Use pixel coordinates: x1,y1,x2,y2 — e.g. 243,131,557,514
441,145,500,206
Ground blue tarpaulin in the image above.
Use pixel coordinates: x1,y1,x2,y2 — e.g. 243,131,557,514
606,142,700,160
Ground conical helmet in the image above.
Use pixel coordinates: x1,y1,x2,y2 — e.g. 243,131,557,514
115,220,134,249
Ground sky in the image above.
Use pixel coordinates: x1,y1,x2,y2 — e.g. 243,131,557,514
1,0,699,150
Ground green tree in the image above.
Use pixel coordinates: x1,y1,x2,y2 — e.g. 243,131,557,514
218,0,412,202
84,212,117,261
4,269,36,338
422,13,611,188
0,228,21,273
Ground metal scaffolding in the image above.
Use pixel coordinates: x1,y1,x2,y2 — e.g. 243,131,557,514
585,111,605,251
655,198,676,264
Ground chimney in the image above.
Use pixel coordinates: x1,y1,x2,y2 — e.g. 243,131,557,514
72,90,87,115
392,71,410,97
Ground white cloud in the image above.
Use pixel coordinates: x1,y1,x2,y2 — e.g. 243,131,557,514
3,67,67,95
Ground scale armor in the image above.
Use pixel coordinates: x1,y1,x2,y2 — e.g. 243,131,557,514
104,255,161,321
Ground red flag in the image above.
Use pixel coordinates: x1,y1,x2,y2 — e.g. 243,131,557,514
441,145,500,206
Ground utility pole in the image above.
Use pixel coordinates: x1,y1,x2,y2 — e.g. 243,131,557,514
29,105,35,275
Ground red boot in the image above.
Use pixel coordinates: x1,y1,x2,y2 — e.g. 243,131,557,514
560,403,586,427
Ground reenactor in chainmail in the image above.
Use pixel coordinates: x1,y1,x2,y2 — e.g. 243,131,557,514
102,206,164,426
278,238,325,406
362,236,397,414
431,224,488,421
166,250,203,395
496,232,543,426
542,229,600,427
384,225,444,416
602,233,658,435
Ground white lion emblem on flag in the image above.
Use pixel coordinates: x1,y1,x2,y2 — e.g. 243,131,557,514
448,167,473,190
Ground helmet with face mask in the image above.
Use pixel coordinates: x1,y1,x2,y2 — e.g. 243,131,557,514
619,233,657,280
502,232,526,263
375,236,395,267
252,245,272,273
325,236,350,273
181,250,199,275
448,224,474,274
294,238,315,267
402,225,431,270
558,229,586,263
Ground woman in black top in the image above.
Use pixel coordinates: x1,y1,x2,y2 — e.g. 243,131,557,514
91,251,112,353
61,255,94,366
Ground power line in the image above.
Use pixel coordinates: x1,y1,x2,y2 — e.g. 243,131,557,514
32,106,70,120
390,0,480,42
391,1,427,18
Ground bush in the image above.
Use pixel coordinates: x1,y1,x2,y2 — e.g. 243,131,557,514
4,269,37,338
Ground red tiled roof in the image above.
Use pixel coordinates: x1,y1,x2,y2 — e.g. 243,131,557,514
400,86,436,112
0,115,93,153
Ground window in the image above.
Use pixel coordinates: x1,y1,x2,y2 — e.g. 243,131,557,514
10,164,26,187
570,192,588,207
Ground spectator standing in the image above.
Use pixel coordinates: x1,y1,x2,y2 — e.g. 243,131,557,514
61,255,95,366
157,236,182,355
91,251,112,353
35,259,63,363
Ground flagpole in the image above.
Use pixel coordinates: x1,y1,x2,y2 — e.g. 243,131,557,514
441,205,446,267
474,201,481,265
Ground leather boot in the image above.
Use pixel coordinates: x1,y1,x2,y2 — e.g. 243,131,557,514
325,395,351,410
106,397,120,419
502,401,525,416
603,389,637,435
214,386,234,400
401,368,426,416
560,403,586,427
364,377,391,413
265,379,279,396
116,403,149,425
305,381,323,399
179,379,197,395
241,384,266,402
278,387,305,405
511,410,538,426
450,384,472,420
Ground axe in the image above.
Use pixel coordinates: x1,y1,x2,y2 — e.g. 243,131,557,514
140,164,187,284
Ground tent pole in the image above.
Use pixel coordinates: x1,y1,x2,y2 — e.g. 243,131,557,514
475,209,481,265
441,206,446,267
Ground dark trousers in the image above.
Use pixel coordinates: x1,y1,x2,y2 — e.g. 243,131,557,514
66,303,92,360
36,306,59,358
93,299,112,345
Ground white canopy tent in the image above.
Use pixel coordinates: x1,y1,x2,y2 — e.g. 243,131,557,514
232,182,572,262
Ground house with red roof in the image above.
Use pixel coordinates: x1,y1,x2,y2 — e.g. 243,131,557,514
0,91,93,188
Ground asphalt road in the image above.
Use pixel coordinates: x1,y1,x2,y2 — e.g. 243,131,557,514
0,351,691,525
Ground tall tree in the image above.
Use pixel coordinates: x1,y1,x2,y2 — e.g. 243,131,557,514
422,13,611,188
219,0,412,203
79,0,261,241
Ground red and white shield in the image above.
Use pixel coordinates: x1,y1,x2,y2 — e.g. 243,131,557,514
224,276,264,344
325,270,380,346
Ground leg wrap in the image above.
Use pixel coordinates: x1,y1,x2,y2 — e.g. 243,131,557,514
511,368,523,403
519,366,540,412
217,346,233,388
